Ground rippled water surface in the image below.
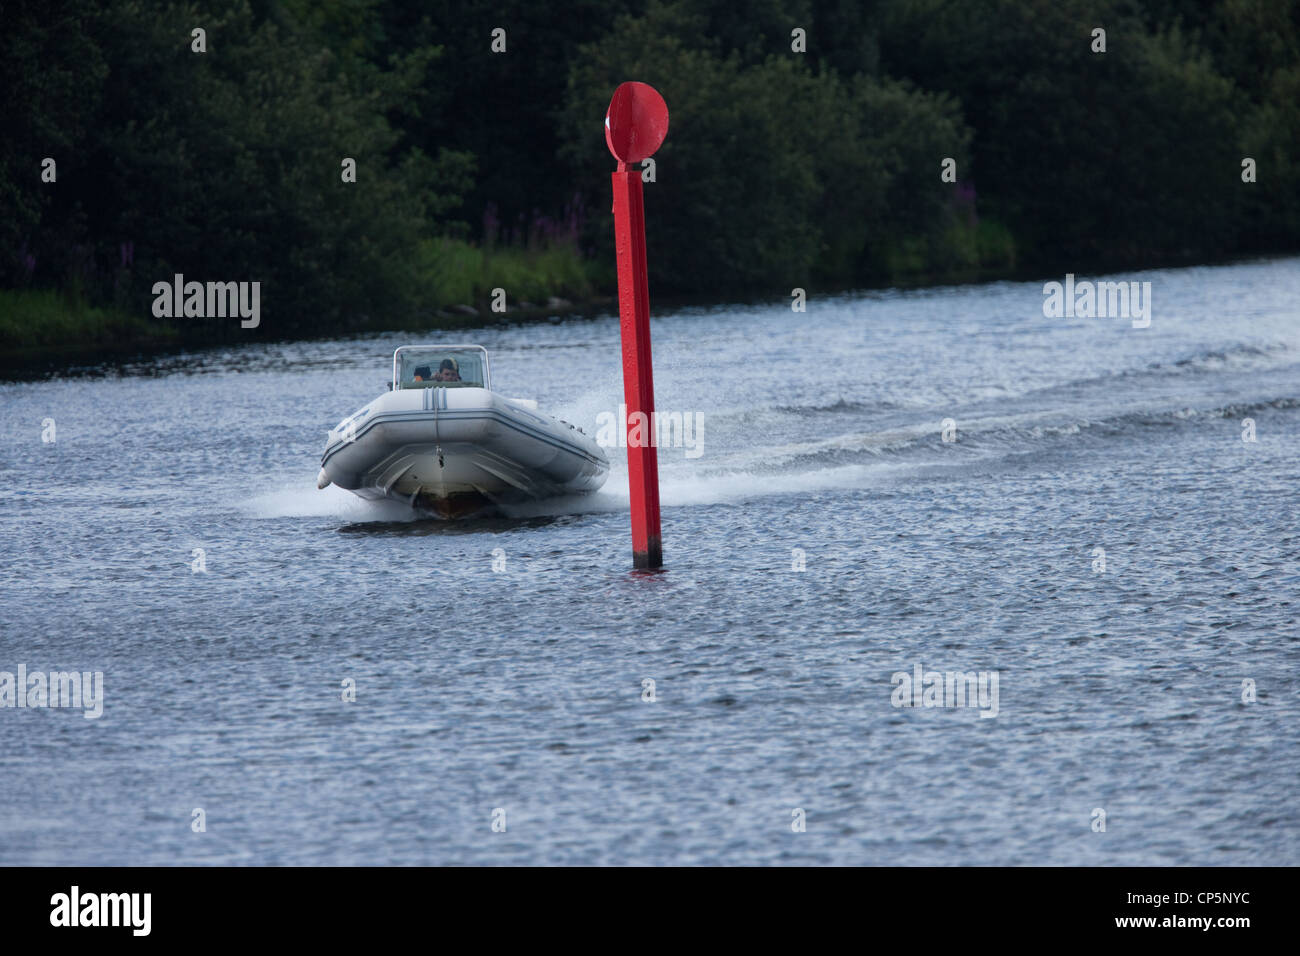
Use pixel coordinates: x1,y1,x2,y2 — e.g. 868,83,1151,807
2,258,1298,864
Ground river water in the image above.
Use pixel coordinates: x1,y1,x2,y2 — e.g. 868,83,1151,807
2,257,1298,865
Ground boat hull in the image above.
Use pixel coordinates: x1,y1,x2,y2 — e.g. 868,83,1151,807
319,387,608,515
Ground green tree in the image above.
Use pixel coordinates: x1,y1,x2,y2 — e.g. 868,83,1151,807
13,0,474,332
561,0,971,291
0,0,107,284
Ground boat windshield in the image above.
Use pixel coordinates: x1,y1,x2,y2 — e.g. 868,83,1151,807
395,347,489,389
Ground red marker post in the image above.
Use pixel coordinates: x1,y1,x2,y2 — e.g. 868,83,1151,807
605,81,669,570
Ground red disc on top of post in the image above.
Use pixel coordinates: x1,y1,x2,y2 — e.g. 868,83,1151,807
604,82,670,163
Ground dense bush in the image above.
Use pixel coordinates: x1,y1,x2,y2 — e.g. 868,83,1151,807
2,0,1298,343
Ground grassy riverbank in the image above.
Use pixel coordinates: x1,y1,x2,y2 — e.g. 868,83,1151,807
6,226,1287,371
0,289,179,354
0,238,606,359
1,216,1020,360
416,238,603,312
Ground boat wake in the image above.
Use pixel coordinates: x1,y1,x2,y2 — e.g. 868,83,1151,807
248,343,1299,525
247,484,424,522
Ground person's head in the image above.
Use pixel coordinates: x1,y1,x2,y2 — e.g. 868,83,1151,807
433,358,461,382
412,365,431,382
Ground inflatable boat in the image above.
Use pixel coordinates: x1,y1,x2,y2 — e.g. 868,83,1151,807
317,345,609,517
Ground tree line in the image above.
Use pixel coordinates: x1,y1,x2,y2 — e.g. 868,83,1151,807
2,0,1297,339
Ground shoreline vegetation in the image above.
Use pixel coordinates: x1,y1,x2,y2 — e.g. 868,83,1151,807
3,215,1019,361
0,236,611,362
5,1,1298,370
7,243,1297,376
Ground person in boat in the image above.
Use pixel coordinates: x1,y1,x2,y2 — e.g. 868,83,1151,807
432,358,461,382
412,365,432,382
